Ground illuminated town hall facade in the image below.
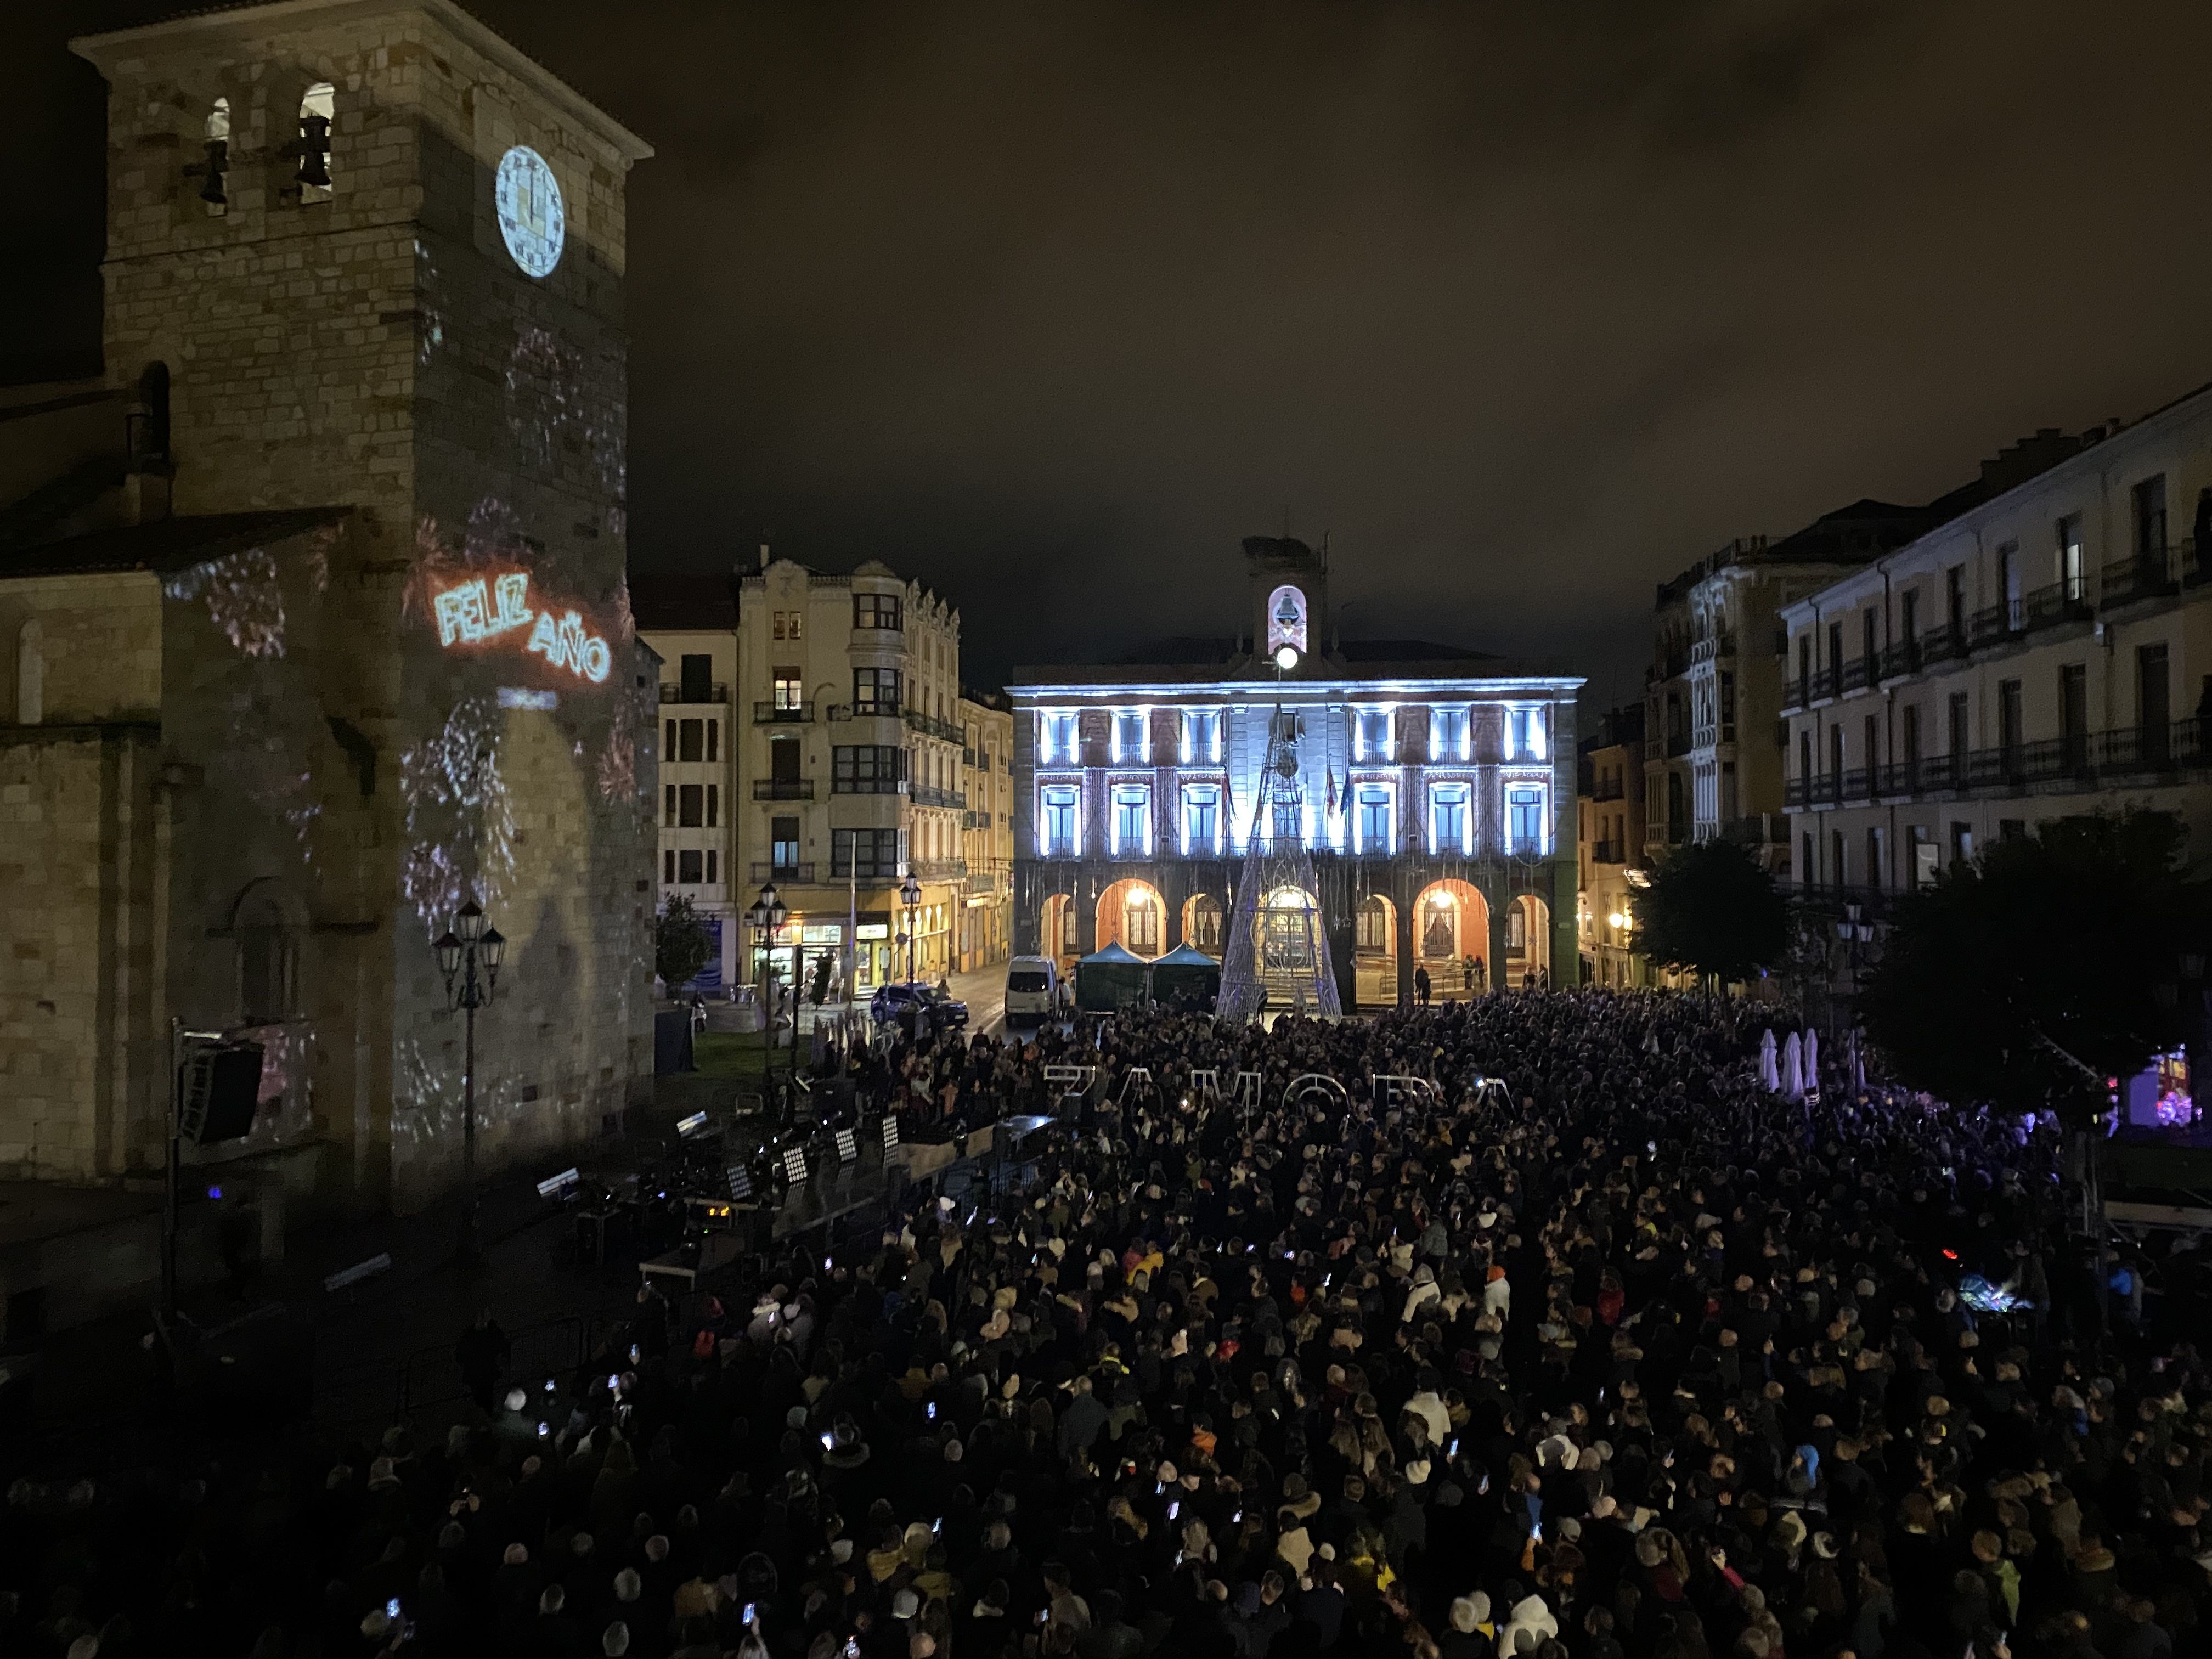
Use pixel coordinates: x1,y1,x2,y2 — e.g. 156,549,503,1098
1010,538,1584,1006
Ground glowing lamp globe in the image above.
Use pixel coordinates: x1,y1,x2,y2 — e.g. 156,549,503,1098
1274,645,1299,671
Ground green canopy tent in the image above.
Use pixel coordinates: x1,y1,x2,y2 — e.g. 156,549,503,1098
1074,941,1150,1012
1148,942,1221,1012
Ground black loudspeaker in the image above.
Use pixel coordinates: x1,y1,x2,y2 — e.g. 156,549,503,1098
181,1043,264,1144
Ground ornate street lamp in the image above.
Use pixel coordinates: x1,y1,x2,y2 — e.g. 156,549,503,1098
900,871,923,985
435,898,505,1264
747,880,788,1077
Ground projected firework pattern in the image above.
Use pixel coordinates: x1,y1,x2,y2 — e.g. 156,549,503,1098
505,328,627,534
400,695,517,934
222,706,324,851
393,1034,528,1152
165,547,287,658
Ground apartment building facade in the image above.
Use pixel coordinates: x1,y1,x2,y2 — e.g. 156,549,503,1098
640,596,740,988
1645,504,1936,873
1577,705,1647,986
636,554,980,1001
957,690,1015,972
1781,386,2212,897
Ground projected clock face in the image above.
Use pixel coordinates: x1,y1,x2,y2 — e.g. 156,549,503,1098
495,146,565,278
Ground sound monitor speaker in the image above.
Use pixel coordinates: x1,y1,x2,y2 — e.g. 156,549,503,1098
181,1042,264,1144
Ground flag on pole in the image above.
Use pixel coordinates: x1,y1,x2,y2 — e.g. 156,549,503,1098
1325,765,1338,818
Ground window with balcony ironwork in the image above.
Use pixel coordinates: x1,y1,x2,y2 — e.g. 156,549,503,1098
772,669,803,710
1182,785,1219,854
1112,785,1150,855
1356,786,1391,853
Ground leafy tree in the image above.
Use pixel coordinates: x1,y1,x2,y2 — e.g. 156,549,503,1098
1859,810,2203,1121
1632,838,1788,986
654,894,715,991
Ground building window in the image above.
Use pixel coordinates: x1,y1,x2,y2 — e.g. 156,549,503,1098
772,608,805,641
2058,513,2084,601
679,785,704,827
1111,710,1147,763
1508,786,1544,854
238,912,298,1025
1112,784,1150,855
853,668,901,714
1182,784,1220,854
772,817,800,871
1037,712,1076,763
664,718,675,756
296,82,334,198
1355,709,1391,761
1830,831,1847,889
1801,832,1814,887
1187,894,1225,952
1181,709,1222,763
1041,785,1079,857
833,745,904,792
1356,896,1390,954
854,593,902,631
2135,475,2169,563
199,98,231,212
678,849,703,884
1356,785,1392,854
678,719,703,762
1272,797,1303,846
1124,891,1161,954
1432,706,1470,761
833,828,901,879
664,849,675,885
1866,827,1884,890
770,736,801,784
1430,783,1470,854
707,721,719,762
706,784,719,827
772,668,803,710
664,785,676,828
1507,707,1547,761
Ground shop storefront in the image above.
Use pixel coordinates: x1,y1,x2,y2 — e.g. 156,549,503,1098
746,910,894,1003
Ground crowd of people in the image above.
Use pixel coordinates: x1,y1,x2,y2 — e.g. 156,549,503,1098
5,988,2209,1659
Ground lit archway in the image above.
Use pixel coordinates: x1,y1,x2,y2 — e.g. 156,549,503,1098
1410,878,1491,997
1039,893,1077,966
1181,892,1226,956
1354,892,1396,1007
1506,893,1552,988
1096,878,1166,958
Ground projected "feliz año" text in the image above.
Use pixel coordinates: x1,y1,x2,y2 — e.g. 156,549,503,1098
433,572,612,684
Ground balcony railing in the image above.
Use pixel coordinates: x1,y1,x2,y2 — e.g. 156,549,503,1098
1590,838,1626,864
1920,622,1965,668
1665,729,1691,758
2102,552,2179,610
910,858,968,882
904,710,963,743
1839,766,1872,802
1809,665,1839,702
754,700,815,724
1590,778,1626,802
752,779,815,800
750,861,815,884
1839,655,1874,694
1788,724,2207,810
1878,640,1921,680
1720,812,1787,845
660,682,727,704
832,777,907,795
1690,631,1736,664
1041,839,1076,860
1968,602,2023,650
2023,579,2093,633
912,784,967,809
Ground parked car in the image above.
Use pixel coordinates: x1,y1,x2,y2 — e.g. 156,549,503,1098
1003,955,1060,1026
870,980,969,1034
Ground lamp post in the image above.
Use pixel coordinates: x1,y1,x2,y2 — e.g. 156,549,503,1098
900,871,923,986
747,880,787,1071
434,898,505,1265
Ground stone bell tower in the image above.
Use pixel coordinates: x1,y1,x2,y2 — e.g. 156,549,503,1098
1243,534,1330,672
66,0,659,1214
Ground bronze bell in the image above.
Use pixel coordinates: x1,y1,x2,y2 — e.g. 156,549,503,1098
199,138,228,206
296,115,331,188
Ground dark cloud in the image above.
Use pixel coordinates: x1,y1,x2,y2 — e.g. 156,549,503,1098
14,0,2212,702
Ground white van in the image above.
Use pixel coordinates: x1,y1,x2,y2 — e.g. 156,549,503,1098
1004,955,1060,1026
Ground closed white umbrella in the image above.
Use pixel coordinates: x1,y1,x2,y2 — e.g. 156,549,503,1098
1804,1028,1820,1091
1781,1031,1804,1099
1760,1029,1781,1092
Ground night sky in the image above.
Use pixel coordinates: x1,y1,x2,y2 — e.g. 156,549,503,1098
13,2,2212,701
